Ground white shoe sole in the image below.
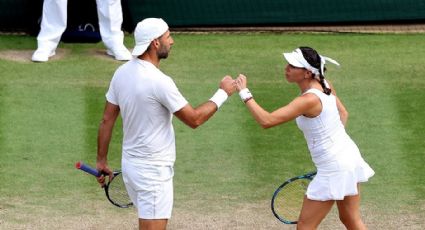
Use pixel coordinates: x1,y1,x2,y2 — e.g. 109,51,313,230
31,51,56,62
106,49,132,61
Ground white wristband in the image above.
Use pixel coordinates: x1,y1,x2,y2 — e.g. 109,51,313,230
209,89,228,109
239,88,253,103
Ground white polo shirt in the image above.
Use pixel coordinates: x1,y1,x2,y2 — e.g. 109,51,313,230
106,59,188,166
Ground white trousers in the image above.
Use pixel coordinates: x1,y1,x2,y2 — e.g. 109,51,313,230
36,0,125,51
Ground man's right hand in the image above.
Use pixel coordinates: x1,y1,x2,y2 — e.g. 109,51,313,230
96,161,114,187
220,75,236,96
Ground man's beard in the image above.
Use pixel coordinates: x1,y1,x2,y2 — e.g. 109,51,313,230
157,46,169,59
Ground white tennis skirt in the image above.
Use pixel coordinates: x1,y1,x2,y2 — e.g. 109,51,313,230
306,157,375,201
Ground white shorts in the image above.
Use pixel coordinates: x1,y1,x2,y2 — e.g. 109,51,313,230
122,159,174,219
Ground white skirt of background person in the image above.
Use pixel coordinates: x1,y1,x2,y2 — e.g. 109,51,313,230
36,0,125,52
122,158,174,219
296,88,375,201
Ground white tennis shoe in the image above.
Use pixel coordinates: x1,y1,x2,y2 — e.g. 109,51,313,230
107,45,132,61
31,49,56,62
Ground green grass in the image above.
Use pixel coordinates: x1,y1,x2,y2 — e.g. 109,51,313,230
0,32,424,228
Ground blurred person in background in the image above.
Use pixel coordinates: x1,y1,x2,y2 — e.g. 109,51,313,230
32,0,131,62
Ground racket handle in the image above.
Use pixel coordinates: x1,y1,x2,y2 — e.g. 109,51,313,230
75,161,102,177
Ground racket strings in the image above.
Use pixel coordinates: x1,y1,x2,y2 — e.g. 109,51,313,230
274,179,310,222
107,173,132,207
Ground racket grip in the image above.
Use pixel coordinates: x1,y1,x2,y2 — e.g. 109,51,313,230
75,161,102,177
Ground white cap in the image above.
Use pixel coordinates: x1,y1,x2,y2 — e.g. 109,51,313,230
132,18,169,57
283,48,340,76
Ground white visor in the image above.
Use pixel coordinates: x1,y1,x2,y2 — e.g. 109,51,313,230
283,49,308,68
283,48,340,76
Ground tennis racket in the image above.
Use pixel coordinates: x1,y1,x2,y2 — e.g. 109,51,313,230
75,161,133,208
271,171,317,224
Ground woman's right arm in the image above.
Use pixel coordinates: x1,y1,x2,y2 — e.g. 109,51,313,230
235,74,320,129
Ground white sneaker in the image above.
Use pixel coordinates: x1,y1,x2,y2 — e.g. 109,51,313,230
106,45,132,61
31,49,56,62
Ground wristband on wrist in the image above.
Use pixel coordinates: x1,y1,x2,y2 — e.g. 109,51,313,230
209,89,228,109
239,88,253,103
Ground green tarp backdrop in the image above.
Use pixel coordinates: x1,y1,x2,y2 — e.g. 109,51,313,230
0,0,424,33
128,0,425,28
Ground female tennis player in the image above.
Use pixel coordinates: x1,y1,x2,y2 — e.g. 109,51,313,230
235,46,374,230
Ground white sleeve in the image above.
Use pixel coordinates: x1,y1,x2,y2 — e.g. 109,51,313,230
155,76,188,113
105,77,118,105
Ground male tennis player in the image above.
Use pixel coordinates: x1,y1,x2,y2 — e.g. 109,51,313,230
95,18,235,230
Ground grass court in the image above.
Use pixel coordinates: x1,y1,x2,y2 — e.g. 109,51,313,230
0,32,424,229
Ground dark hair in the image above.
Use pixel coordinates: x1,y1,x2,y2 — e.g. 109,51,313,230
299,47,331,95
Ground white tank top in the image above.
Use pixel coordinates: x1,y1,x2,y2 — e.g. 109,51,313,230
295,88,350,166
